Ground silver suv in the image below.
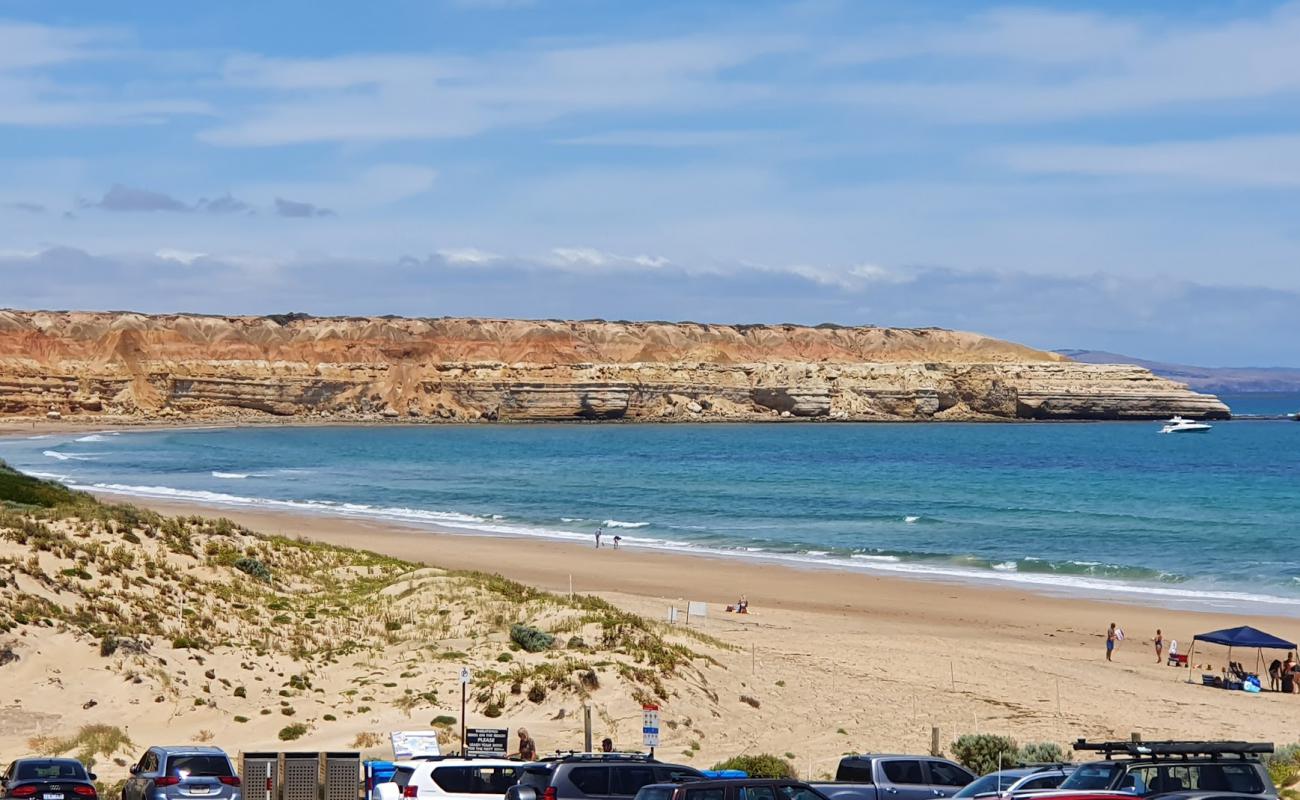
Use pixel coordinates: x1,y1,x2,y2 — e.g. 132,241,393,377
123,747,241,800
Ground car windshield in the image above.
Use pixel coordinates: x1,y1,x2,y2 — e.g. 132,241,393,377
955,774,1022,798
635,788,674,800
167,756,233,778
1059,764,1121,791
17,762,88,781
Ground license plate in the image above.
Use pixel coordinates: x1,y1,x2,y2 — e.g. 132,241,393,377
44,794,64,799
189,789,210,795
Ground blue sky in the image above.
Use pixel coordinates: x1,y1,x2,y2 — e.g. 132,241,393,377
1,0,1298,364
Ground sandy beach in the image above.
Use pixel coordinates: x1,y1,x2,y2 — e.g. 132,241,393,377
122,497,1300,757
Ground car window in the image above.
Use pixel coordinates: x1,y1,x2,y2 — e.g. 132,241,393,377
1058,764,1119,791
775,787,825,800
836,762,873,784
881,762,925,785
683,789,725,800
742,787,777,800
954,775,1001,798
927,763,971,787
635,788,674,800
145,754,160,774
393,769,416,790
17,763,88,781
430,766,520,794
520,768,554,791
167,756,233,778
569,768,610,796
611,767,658,796
1018,776,1062,791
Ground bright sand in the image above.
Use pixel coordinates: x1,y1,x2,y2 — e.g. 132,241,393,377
116,497,1300,764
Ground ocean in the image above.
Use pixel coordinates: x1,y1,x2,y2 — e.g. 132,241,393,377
4,400,1299,615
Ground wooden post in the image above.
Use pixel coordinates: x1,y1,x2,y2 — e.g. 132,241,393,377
1131,732,1141,743
1055,678,1061,717
950,660,956,691
930,727,941,757
583,705,592,752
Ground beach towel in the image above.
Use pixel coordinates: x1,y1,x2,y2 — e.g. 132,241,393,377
1115,628,1125,642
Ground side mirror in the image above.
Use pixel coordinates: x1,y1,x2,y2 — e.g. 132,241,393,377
506,787,538,800
129,767,139,776
89,774,98,782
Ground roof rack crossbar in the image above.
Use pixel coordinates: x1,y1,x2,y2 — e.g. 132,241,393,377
1072,740,1273,759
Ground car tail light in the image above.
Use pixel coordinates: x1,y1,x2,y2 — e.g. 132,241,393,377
543,788,557,800
155,778,181,788
12,787,37,797
402,788,417,798
73,787,97,797
218,778,240,787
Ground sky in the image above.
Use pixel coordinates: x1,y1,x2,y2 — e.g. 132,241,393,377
1,0,1298,365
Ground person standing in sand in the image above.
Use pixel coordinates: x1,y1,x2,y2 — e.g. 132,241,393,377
595,528,602,549
1107,622,1118,661
1154,629,1164,664
516,728,537,761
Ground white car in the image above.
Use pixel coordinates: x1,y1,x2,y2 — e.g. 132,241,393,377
391,759,524,800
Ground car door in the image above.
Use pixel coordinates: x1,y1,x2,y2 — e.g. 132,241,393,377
126,754,150,800
877,760,931,800
610,766,658,800
923,762,973,798
567,766,612,800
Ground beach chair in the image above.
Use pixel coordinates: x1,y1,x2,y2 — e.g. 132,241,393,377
1202,673,1222,687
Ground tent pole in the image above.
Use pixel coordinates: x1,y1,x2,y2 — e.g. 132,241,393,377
1186,640,1196,684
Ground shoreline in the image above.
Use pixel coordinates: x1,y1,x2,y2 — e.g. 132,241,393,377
107,495,1300,638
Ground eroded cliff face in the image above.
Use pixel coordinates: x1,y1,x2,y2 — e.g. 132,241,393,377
0,310,1230,422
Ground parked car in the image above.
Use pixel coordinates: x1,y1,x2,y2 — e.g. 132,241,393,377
506,753,704,800
122,747,240,800
953,767,1074,799
1146,793,1270,800
634,779,830,800
810,755,976,800
1057,741,1276,799
2,759,98,800
391,758,523,800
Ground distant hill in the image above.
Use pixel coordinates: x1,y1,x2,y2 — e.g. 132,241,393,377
1057,350,1300,393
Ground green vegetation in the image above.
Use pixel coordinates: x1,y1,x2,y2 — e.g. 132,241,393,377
712,755,797,779
1018,741,1066,765
278,724,308,741
28,724,134,768
1263,745,1300,792
0,461,86,508
234,557,271,582
510,623,554,652
950,734,1021,775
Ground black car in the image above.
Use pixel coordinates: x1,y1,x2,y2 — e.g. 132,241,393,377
635,779,829,800
1059,741,1277,799
1,759,98,800
508,753,703,800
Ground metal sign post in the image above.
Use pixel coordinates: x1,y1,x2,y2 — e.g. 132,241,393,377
642,703,660,758
460,667,472,755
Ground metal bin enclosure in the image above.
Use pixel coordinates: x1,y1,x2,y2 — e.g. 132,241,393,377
281,753,321,800
320,753,360,800
241,753,279,800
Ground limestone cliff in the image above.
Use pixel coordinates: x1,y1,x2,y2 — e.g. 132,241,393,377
0,310,1230,422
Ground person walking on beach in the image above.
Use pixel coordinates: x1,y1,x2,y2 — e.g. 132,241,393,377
612,534,622,549
1154,629,1164,664
595,528,603,548
1107,622,1118,661
516,728,537,761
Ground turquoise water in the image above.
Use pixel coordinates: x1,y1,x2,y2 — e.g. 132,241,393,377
3,409,1299,614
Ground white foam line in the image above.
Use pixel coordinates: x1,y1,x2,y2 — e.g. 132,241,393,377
42,475,1300,614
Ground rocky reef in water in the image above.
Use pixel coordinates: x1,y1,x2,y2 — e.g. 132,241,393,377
0,310,1231,422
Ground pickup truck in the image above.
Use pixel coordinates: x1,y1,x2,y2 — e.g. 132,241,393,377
810,755,975,800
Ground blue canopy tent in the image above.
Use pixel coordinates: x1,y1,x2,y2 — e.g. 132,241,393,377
1186,626,1297,686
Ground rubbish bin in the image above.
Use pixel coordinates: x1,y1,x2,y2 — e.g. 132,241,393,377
320,752,361,800
241,753,279,800
281,753,320,800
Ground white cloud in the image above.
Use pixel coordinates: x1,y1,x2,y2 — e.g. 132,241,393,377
997,134,1300,187
154,248,208,264
437,247,499,265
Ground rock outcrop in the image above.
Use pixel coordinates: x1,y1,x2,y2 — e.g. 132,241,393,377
0,310,1230,422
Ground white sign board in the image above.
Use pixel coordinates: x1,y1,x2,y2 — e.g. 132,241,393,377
687,601,707,619
460,667,472,685
642,704,660,748
391,730,442,759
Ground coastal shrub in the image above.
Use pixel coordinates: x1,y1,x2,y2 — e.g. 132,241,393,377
1018,742,1065,765
951,734,1020,775
527,683,546,703
431,715,457,728
712,755,796,779
1263,745,1300,788
234,557,271,582
510,623,554,653
278,724,308,741
29,724,134,767
0,461,85,507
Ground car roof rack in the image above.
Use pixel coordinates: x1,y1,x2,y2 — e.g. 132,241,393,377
1073,740,1273,760
544,752,659,763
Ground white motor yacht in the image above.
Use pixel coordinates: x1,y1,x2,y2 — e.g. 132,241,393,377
1160,415,1212,434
